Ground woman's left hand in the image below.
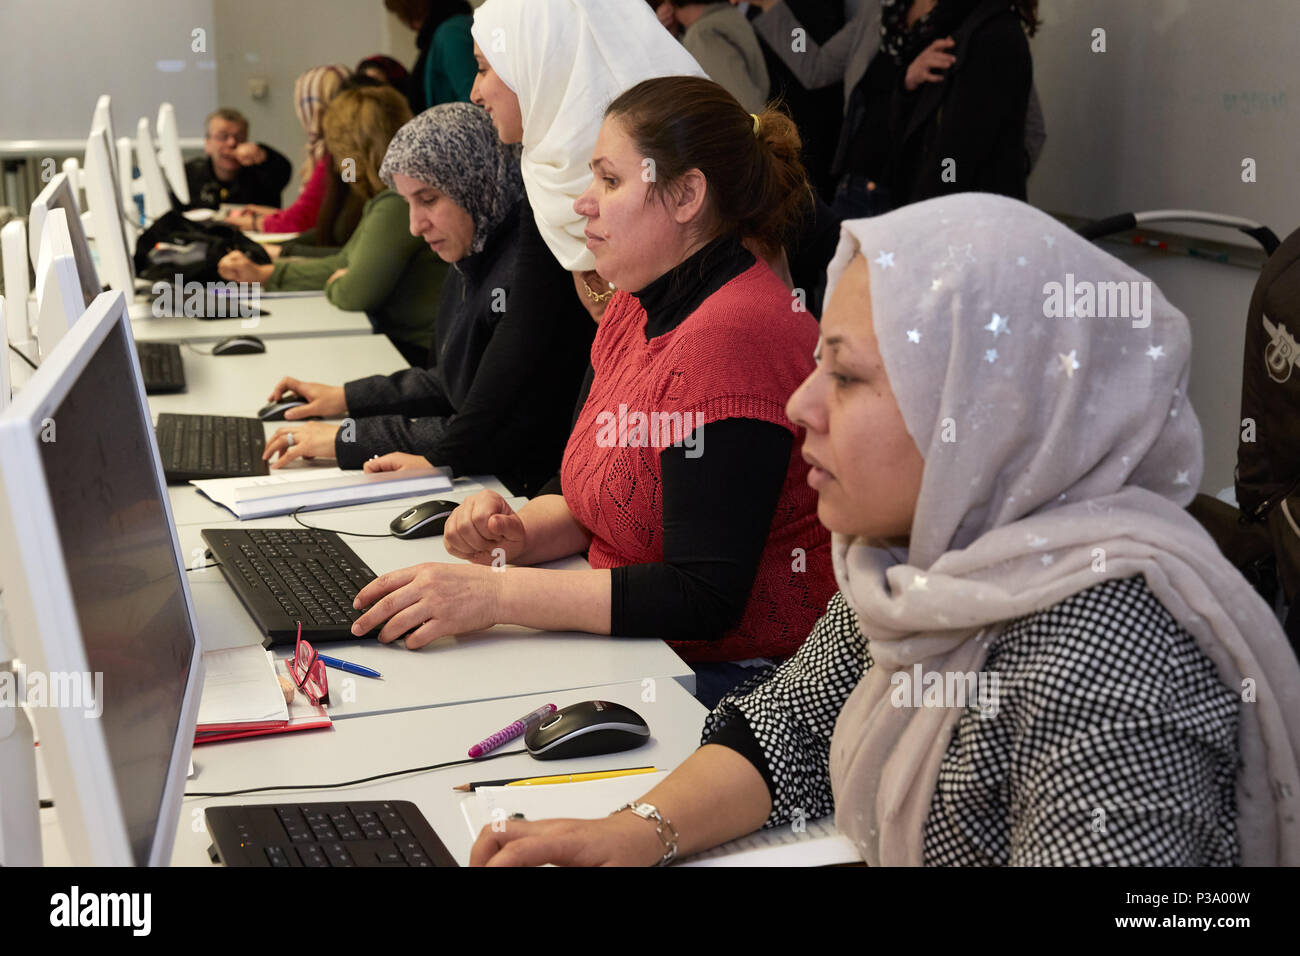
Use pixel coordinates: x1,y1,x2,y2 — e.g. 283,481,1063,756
262,421,341,466
217,250,274,284
351,562,503,648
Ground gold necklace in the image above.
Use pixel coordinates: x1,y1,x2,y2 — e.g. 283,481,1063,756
582,275,614,303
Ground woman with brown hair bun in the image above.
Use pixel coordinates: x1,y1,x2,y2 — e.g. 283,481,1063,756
350,77,837,708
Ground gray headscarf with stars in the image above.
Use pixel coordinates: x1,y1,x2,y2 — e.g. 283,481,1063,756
824,193,1300,866
379,102,524,256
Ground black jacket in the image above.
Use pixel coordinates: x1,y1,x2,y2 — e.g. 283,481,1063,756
888,0,1033,205
184,146,292,209
338,200,594,497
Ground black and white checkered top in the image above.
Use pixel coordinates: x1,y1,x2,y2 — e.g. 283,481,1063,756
702,575,1241,865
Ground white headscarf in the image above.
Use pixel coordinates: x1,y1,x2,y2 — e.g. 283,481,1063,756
824,194,1300,865
470,0,708,272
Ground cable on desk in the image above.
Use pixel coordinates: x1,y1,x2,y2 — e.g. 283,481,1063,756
187,563,221,572
183,341,215,356
291,505,393,538
8,343,38,370
183,747,528,798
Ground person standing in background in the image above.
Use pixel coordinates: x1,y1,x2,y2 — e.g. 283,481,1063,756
385,0,477,113
666,1,770,114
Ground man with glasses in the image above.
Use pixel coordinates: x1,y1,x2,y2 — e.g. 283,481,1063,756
185,108,292,210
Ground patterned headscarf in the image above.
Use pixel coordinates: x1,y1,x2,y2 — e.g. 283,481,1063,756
823,194,1300,865
379,102,524,256
294,65,350,169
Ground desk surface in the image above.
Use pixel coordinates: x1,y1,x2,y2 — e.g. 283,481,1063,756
37,679,707,867
129,291,374,342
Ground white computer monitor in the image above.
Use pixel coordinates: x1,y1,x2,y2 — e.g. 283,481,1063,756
0,296,10,412
34,209,86,360
156,103,190,205
0,290,204,866
135,117,172,222
83,124,136,295
29,173,101,309
92,95,128,217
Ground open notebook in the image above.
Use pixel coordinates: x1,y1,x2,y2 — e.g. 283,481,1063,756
459,772,861,866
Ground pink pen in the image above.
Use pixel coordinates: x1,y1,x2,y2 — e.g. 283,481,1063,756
468,704,557,758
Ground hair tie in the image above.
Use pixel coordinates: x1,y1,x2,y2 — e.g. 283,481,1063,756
750,113,761,136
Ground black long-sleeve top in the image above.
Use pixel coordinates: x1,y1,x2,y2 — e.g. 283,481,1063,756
337,200,593,497
184,145,292,209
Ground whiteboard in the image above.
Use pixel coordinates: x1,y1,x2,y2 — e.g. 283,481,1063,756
1028,0,1298,244
0,0,218,140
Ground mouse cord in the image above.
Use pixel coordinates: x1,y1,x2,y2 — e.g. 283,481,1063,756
183,341,215,356
291,504,394,538
7,343,38,370
183,747,528,798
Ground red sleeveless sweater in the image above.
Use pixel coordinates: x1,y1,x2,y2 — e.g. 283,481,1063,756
561,261,835,663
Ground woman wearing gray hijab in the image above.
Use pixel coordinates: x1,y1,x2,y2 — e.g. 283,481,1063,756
259,103,593,497
470,193,1300,867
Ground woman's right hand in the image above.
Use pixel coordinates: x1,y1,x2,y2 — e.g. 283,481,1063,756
905,37,957,91
266,376,347,419
443,489,528,565
263,243,283,261
470,813,664,867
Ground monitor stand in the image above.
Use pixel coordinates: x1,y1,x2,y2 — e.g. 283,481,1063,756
0,593,42,866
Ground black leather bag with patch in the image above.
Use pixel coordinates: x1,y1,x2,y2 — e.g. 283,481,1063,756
132,209,271,285
1233,225,1300,647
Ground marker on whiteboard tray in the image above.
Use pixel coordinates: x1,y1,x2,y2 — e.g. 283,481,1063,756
1187,246,1230,264
1131,235,1167,250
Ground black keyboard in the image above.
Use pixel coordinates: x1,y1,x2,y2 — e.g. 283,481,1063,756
137,342,186,393
156,413,269,483
205,801,456,867
202,528,378,645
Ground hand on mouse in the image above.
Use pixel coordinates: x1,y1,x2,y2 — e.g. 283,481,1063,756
217,250,273,284
262,421,341,467
470,814,664,867
266,376,347,419
443,490,527,566
350,562,502,648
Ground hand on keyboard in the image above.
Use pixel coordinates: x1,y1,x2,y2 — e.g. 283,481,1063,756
263,421,341,467
350,562,503,649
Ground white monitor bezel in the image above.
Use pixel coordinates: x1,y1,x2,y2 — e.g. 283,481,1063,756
29,173,100,310
156,103,190,205
0,290,204,866
84,125,137,295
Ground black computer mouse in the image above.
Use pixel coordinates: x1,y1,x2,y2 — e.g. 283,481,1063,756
258,390,309,421
390,499,460,539
212,335,266,356
523,701,650,760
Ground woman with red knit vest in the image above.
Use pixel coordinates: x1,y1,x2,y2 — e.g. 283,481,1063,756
350,77,836,706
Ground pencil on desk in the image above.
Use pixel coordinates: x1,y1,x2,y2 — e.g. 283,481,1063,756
453,766,659,791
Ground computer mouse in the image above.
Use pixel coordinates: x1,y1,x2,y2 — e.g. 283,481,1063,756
389,499,460,539
258,390,308,421
523,700,650,760
212,335,266,356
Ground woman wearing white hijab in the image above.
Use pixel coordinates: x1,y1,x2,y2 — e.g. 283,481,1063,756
470,193,1300,866
469,0,707,278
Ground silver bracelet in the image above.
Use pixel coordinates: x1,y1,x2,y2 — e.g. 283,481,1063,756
612,801,678,866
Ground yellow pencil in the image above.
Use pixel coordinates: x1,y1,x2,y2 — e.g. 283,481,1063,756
453,766,658,791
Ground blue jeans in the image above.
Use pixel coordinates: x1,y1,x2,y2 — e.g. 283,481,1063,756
831,174,894,222
692,661,776,711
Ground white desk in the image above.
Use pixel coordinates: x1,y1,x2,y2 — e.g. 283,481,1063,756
129,292,375,342
174,506,694,718
36,679,707,867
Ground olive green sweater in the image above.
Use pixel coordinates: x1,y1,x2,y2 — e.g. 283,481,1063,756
265,189,446,353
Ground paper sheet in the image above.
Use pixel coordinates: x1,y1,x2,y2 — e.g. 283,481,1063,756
195,645,289,728
190,465,453,519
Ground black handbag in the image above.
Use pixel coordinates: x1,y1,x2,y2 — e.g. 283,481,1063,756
132,209,271,285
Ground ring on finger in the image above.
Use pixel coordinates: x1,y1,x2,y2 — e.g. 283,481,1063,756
286,432,295,449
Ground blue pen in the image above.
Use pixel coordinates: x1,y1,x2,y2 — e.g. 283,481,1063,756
316,654,382,679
